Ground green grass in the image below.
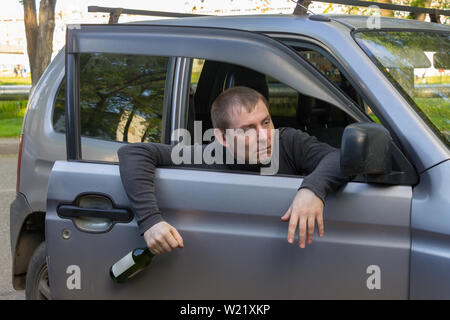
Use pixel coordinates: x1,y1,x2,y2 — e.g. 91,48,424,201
0,76,32,86
0,100,27,119
415,98,450,133
0,100,27,137
0,118,23,137
414,75,450,85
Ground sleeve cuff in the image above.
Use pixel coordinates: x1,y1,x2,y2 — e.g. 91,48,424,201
138,213,165,236
297,181,326,206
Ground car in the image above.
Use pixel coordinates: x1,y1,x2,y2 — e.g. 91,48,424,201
9,12,450,299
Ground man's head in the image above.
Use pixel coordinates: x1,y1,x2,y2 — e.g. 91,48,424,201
211,86,275,164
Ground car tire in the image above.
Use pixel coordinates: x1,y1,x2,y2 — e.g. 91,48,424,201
25,242,51,300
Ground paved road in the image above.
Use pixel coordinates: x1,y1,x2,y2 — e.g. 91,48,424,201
0,153,25,300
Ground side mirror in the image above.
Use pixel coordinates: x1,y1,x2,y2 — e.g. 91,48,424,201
340,123,392,176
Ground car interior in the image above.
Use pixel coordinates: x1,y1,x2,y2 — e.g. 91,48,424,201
186,55,364,149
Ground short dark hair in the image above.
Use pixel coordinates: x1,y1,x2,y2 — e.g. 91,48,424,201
211,86,269,130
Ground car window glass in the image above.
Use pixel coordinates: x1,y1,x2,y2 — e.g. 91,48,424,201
296,48,381,125
53,53,169,144
191,59,205,95
355,31,450,145
187,59,357,154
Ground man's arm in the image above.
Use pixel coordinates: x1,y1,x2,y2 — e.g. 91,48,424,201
117,142,173,236
280,128,351,248
285,127,350,201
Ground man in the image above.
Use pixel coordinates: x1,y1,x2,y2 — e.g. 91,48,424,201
117,86,351,254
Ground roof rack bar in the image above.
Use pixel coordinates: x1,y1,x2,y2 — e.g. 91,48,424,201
311,0,449,16
88,6,210,18
88,3,449,21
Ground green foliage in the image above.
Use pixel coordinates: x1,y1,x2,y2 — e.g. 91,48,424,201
0,118,23,137
0,100,27,119
355,31,449,143
409,0,430,7
355,31,449,95
54,53,169,143
415,97,450,135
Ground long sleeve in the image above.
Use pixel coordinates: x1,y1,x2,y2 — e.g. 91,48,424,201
281,127,351,204
117,140,225,236
117,142,174,236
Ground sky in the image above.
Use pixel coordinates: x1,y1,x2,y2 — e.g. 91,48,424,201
2,0,297,18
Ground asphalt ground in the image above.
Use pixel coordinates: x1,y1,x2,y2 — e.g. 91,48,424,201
0,141,26,299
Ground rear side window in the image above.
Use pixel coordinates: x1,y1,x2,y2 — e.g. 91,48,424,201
53,53,169,143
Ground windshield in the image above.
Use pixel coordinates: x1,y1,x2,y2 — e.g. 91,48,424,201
354,31,450,146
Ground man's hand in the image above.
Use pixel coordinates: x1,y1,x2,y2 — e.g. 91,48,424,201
280,188,324,248
143,221,184,254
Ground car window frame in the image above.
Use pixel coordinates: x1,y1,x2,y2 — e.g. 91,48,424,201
64,24,417,184
171,34,417,185
65,24,376,161
52,54,176,147
267,33,404,146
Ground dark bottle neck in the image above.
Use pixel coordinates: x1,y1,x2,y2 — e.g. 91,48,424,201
142,247,155,257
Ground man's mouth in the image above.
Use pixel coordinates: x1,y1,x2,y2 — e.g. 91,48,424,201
258,145,272,156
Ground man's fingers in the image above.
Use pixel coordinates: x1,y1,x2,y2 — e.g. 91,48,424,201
164,230,180,249
307,217,315,244
281,206,292,221
148,241,162,254
156,235,172,253
143,222,185,254
170,227,184,248
317,214,325,237
287,213,298,243
298,217,307,248
149,247,160,255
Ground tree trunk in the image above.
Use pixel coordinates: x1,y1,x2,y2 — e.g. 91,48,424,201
408,0,432,21
23,0,38,84
293,0,312,15
23,0,56,86
377,0,394,17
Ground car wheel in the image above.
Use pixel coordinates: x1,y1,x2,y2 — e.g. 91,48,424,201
25,242,51,300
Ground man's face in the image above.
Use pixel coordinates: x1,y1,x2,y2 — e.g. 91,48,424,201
217,98,275,164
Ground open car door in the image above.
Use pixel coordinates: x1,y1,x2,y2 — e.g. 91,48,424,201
45,24,412,299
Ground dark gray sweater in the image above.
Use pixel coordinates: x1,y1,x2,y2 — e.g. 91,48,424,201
117,127,351,235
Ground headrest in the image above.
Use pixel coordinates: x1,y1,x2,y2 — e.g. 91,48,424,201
223,66,269,101
297,93,331,127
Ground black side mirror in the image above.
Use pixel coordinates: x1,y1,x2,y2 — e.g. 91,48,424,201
340,123,392,176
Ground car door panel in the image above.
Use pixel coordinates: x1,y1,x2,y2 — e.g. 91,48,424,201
47,161,411,299
47,23,413,299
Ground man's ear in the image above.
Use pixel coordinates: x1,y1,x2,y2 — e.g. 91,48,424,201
214,128,229,147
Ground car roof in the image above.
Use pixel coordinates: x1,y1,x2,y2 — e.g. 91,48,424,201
132,13,450,34
326,14,450,31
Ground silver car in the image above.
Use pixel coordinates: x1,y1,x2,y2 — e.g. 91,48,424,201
9,14,450,299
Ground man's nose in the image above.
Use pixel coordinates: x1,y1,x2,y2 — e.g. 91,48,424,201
257,127,268,141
